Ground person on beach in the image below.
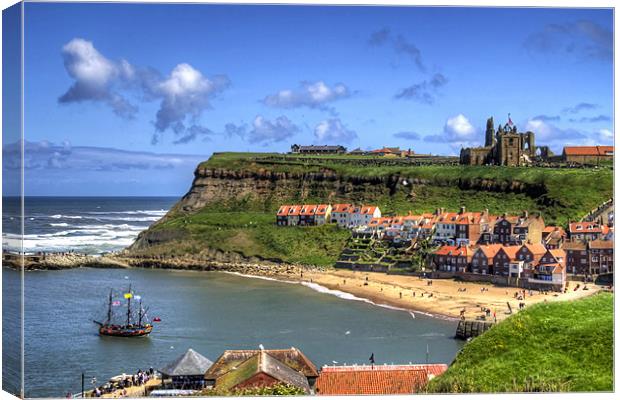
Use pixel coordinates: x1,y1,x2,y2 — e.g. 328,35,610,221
493,311,497,322
460,308,466,319
399,292,402,298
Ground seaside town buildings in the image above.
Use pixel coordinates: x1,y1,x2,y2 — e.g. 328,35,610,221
276,201,613,291
152,347,448,396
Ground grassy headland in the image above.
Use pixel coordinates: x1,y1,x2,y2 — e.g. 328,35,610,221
129,152,612,267
426,292,614,393
199,152,612,225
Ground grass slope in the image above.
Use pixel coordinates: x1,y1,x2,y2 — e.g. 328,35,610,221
149,210,350,266
427,292,614,393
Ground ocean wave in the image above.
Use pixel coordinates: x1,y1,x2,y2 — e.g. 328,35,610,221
84,209,167,216
50,214,83,219
49,223,69,227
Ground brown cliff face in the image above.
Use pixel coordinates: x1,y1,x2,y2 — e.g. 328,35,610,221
166,166,546,215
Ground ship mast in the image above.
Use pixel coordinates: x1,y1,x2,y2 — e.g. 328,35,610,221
138,299,143,326
126,284,132,326
106,289,113,324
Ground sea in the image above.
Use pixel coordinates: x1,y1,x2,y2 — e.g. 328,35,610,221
2,197,464,398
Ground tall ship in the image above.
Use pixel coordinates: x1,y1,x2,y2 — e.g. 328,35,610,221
93,284,153,337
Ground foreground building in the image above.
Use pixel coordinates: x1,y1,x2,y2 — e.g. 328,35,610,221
205,347,319,392
159,348,214,390
315,364,448,396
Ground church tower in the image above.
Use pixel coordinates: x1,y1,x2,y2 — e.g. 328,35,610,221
485,117,495,147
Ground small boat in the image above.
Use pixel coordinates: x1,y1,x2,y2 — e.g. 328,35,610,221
93,284,153,337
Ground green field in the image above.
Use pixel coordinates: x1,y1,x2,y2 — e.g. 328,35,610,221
426,292,614,393
142,209,350,266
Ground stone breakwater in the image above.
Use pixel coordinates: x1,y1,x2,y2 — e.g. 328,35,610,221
4,252,324,278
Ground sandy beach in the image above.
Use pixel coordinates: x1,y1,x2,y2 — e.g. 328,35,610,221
18,252,605,322
291,269,602,321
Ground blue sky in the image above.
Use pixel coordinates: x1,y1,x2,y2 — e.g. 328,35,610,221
3,3,614,196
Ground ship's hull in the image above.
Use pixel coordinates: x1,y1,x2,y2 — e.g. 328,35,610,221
98,324,153,337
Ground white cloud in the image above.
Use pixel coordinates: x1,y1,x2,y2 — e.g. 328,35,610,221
59,38,230,143
225,116,300,145
423,114,478,151
314,118,357,143
263,81,350,110
597,128,614,143
151,63,230,134
59,38,137,118
444,114,476,141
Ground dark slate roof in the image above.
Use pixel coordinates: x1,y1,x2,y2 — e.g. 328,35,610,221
205,347,319,380
299,145,345,151
160,348,214,377
215,351,310,393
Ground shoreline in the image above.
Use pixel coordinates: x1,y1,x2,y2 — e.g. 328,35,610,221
5,253,603,322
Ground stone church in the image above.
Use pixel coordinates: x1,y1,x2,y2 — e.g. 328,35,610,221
459,117,545,166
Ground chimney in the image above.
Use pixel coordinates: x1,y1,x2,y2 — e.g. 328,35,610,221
435,208,440,216
523,210,529,218
503,212,507,218
460,206,466,214
441,207,445,214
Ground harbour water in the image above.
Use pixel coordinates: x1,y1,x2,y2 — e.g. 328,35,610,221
2,197,464,397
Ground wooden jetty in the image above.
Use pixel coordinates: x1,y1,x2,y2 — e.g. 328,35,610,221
455,319,495,340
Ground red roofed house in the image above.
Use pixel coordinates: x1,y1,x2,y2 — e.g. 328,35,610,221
286,205,302,226
542,226,566,249
569,222,605,242
563,145,613,164
493,245,522,276
516,243,547,268
299,205,318,226
315,364,448,396
314,204,332,226
470,244,503,274
588,239,614,274
528,249,567,291
493,214,521,244
351,205,382,227
330,203,354,227
432,210,459,244
432,244,474,273
277,205,292,226
562,241,588,276
455,208,487,245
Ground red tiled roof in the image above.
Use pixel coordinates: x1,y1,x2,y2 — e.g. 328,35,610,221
287,205,302,216
300,205,318,216
476,244,503,258
434,245,471,257
569,222,603,233
332,204,353,213
438,212,459,223
497,245,521,260
315,204,330,216
456,212,482,225
360,206,378,215
564,146,614,156
523,243,547,256
277,205,292,216
315,364,447,396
